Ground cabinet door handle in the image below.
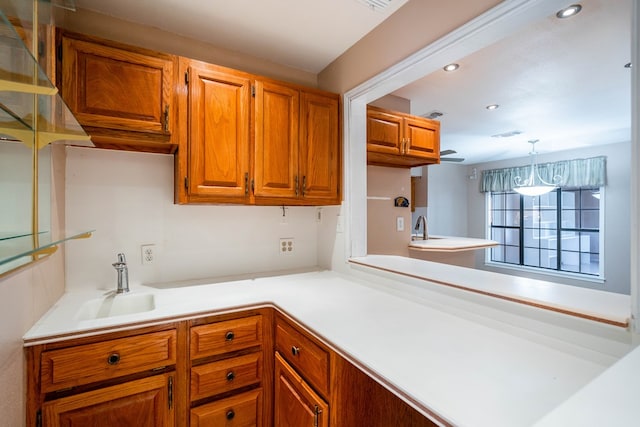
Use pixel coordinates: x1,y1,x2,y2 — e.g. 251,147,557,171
244,172,249,195
163,105,170,132
107,353,120,365
302,176,307,197
295,175,299,197
226,410,235,420
291,346,300,356
226,371,235,381
225,331,235,341
314,405,322,427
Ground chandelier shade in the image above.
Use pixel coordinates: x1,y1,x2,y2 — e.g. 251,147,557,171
513,140,561,196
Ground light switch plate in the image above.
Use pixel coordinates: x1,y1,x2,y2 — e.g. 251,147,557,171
396,216,404,231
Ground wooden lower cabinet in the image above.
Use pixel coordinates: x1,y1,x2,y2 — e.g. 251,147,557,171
190,389,262,427
42,374,174,427
274,353,328,427
27,308,439,427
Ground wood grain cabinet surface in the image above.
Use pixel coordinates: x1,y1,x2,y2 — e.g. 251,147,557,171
57,30,178,153
26,308,438,426
26,325,178,427
177,59,252,204
176,61,341,206
367,105,440,167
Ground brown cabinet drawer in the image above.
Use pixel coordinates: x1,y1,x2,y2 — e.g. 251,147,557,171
275,318,330,397
190,388,262,427
191,353,262,401
40,330,176,393
191,315,262,360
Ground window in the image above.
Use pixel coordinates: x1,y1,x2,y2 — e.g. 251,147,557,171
488,187,601,276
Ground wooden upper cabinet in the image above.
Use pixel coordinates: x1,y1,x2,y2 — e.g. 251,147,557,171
299,91,341,205
254,84,341,206
366,107,403,156
254,80,299,200
180,59,251,203
366,105,440,167
57,30,178,153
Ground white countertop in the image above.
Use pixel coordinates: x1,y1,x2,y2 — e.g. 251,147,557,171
24,265,637,427
350,255,631,327
409,235,498,252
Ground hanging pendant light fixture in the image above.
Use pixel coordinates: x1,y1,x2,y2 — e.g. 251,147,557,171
513,140,561,196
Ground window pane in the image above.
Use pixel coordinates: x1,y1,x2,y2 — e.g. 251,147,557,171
505,210,520,226
491,210,505,226
561,210,578,228
581,252,599,275
539,210,557,229
523,228,537,247
524,248,540,267
538,191,557,208
491,246,504,262
562,191,578,209
505,246,520,264
581,190,600,209
506,193,520,209
505,228,519,245
582,231,599,254
581,210,599,229
560,231,581,251
524,210,537,227
561,251,580,272
491,228,505,244
492,193,505,210
540,249,557,269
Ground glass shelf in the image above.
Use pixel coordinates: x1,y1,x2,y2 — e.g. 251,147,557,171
0,230,93,275
1,0,91,277
0,9,91,148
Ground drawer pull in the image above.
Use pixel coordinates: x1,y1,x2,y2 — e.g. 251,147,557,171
226,409,235,420
291,346,300,356
107,353,121,365
225,331,235,341
226,371,235,381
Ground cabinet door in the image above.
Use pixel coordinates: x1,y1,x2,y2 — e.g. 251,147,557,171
60,32,176,148
274,353,328,427
366,106,403,155
403,116,440,161
254,80,299,200
190,389,262,427
186,62,251,202
299,91,341,205
42,374,174,427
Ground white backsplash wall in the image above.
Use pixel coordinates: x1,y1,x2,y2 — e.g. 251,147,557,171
65,147,320,291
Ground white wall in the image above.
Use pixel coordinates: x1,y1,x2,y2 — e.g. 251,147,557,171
466,142,631,294
65,147,326,291
426,163,469,236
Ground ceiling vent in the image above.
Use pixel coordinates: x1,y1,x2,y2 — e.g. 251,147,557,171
357,0,394,11
491,130,523,138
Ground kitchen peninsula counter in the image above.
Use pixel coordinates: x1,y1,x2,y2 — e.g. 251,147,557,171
24,263,635,426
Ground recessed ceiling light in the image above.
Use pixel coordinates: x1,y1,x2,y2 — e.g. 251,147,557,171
486,104,499,110
556,4,582,19
443,63,459,72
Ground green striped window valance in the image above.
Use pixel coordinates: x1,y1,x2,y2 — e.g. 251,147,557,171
480,156,606,193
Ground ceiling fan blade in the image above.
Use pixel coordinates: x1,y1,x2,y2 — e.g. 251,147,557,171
440,149,457,156
440,157,465,162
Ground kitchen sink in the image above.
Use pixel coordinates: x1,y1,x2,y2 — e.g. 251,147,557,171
75,293,156,320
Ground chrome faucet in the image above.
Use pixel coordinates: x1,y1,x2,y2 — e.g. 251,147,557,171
112,253,129,293
414,215,428,240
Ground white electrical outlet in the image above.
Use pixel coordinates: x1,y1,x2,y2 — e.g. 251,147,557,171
396,216,405,231
279,238,294,255
141,244,155,265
